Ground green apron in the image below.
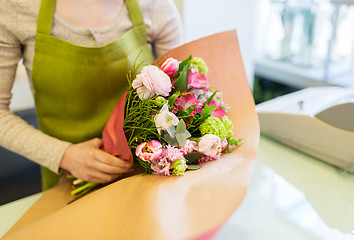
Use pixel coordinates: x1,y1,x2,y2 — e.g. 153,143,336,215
32,0,155,190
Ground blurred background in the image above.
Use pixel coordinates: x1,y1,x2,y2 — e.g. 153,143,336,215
175,0,354,103
2,0,354,207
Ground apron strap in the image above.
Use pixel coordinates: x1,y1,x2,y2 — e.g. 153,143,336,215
126,0,145,27
36,0,147,37
37,0,57,35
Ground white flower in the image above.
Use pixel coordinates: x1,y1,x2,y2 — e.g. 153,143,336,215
154,104,179,134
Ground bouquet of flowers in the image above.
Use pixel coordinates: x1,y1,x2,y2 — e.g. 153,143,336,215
68,54,242,198
5,31,259,240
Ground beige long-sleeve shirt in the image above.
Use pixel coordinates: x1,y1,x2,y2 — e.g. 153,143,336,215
0,0,183,173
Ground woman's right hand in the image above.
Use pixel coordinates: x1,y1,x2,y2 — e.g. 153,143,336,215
59,138,133,183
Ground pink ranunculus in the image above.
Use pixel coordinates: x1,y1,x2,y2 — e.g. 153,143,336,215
160,57,179,77
135,140,163,162
180,140,197,155
132,65,172,100
221,139,228,151
197,134,221,157
188,70,208,89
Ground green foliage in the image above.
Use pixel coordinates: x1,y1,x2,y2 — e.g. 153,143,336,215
184,151,204,164
168,91,181,108
172,55,192,93
123,64,163,172
187,165,202,170
224,138,243,153
175,120,191,146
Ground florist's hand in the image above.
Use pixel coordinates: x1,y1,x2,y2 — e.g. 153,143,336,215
60,138,133,183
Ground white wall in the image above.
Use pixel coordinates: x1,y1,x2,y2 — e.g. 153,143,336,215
175,0,260,89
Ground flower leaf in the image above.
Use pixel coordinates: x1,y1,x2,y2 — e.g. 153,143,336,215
176,119,186,133
207,91,218,103
176,133,186,147
184,151,204,164
185,104,196,116
187,165,202,170
167,125,176,138
168,91,181,108
173,62,191,93
229,138,243,146
177,55,192,74
200,104,215,122
183,130,191,139
163,132,178,147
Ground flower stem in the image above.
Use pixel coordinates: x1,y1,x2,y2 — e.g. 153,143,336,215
70,182,98,196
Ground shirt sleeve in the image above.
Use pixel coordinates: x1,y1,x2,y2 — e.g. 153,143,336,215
146,0,184,58
0,0,71,173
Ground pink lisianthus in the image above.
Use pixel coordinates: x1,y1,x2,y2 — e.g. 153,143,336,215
160,57,179,77
180,139,197,155
135,140,163,162
188,70,208,89
132,65,172,100
154,104,179,134
197,134,222,158
221,139,228,151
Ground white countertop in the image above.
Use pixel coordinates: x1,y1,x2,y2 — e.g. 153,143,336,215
1,135,354,239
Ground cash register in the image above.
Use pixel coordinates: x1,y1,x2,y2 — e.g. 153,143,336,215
256,86,354,172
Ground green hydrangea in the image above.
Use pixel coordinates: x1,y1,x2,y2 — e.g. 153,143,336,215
199,116,227,139
221,116,234,139
191,57,208,76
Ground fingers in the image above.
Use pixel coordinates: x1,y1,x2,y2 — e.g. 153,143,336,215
90,159,127,175
88,171,120,184
90,147,131,169
89,138,102,148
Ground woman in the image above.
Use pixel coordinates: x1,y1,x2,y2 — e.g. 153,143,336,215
0,0,183,190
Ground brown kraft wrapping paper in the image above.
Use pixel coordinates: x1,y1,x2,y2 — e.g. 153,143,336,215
3,30,260,240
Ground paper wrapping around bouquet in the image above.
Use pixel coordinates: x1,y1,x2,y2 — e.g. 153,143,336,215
2,30,259,240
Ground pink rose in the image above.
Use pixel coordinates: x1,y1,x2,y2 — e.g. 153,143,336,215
160,57,179,77
135,140,163,162
198,134,221,157
188,70,208,89
132,65,172,100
